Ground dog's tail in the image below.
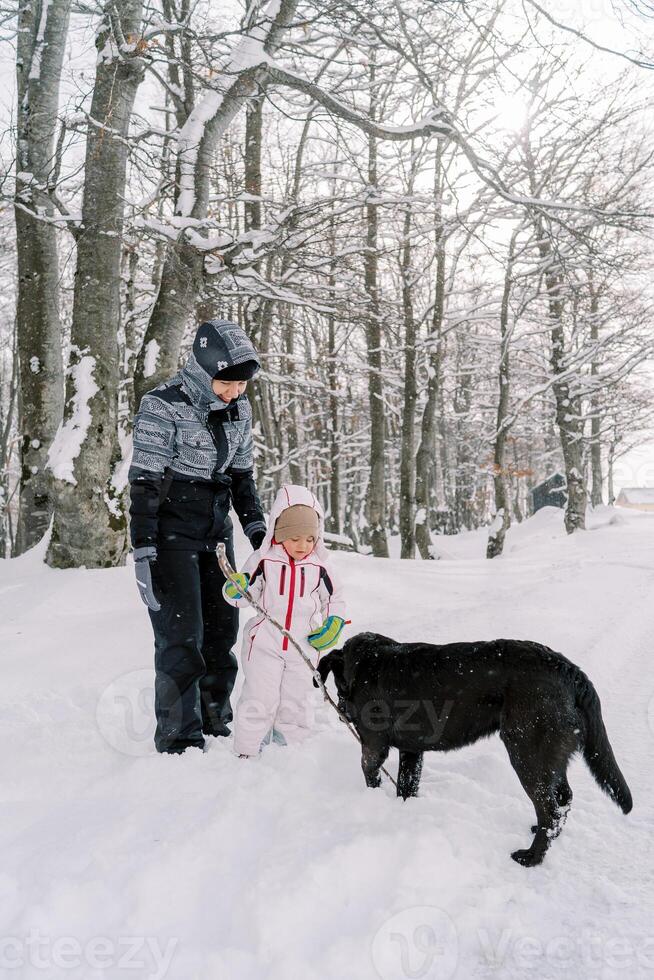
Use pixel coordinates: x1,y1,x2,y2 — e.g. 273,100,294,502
574,669,632,813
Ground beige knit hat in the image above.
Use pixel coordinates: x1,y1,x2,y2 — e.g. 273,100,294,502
274,504,319,542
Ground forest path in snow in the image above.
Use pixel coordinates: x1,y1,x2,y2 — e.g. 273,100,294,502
0,505,652,980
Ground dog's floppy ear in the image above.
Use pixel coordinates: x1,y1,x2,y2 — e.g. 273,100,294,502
313,649,345,691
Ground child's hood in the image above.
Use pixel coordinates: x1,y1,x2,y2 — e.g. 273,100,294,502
242,484,330,574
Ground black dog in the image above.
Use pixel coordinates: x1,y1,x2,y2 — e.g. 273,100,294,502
316,632,632,866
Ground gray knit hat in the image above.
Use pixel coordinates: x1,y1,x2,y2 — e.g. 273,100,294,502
274,504,319,542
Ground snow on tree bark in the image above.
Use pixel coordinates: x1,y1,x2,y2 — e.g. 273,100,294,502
14,0,70,553
47,0,145,569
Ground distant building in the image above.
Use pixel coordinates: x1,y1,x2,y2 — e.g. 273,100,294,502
530,473,567,514
615,488,654,512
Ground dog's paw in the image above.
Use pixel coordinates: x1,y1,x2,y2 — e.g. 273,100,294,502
511,847,543,867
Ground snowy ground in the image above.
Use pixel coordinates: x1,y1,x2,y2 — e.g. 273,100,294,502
1,506,652,980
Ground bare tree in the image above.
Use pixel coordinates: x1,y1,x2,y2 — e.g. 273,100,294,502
398,143,418,559
14,0,70,552
0,318,18,557
487,225,521,558
363,48,389,558
47,0,146,568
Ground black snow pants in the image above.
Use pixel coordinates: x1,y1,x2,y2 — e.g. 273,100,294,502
148,527,238,753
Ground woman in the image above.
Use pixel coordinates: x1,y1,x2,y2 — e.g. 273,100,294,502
128,319,266,754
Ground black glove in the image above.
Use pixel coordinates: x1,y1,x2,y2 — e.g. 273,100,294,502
133,546,161,611
249,528,266,551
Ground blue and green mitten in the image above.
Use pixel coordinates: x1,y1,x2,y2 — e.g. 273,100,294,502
307,615,346,653
222,572,250,601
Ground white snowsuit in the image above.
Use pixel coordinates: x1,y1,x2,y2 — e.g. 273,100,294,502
225,485,347,756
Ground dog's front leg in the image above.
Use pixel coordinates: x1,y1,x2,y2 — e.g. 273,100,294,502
397,750,423,800
361,742,389,789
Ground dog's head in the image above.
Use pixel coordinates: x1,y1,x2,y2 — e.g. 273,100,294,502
314,649,347,698
313,631,398,702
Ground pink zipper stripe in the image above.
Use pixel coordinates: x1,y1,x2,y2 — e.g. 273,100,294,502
283,559,296,652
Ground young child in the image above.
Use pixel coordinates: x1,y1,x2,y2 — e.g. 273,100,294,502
223,484,347,756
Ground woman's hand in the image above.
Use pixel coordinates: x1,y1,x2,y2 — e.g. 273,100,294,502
249,529,266,550
133,546,161,612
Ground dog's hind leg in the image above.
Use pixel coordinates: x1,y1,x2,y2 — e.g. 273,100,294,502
532,774,572,832
556,776,573,808
501,729,572,867
361,741,389,789
515,790,566,867
397,751,423,800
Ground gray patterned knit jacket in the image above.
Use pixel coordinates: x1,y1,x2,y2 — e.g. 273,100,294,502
128,320,267,552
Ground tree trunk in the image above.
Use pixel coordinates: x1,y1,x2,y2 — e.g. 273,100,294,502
121,244,139,422
326,307,341,533
524,139,586,534
47,0,145,568
284,316,304,485
399,150,417,559
545,263,587,533
0,322,19,558
415,149,446,559
244,89,264,234
326,191,341,533
511,438,525,523
487,228,518,559
453,335,474,531
14,0,70,553
607,429,617,505
240,92,279,492
363,54,388,558
588,280,603,506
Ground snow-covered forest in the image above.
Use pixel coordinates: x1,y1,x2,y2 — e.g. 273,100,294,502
2,0,654,566
2,3,654,979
